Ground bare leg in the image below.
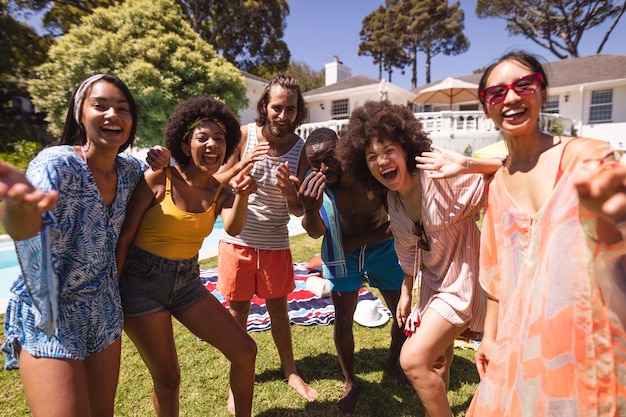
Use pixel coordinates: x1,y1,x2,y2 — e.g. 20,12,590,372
226,299,253,413
265,296,318,402
19,350,91,417
399,308,465,417
379,289,409,385
85,338,122,417
331,290,361,415
124,311,180,417
176,294,256,417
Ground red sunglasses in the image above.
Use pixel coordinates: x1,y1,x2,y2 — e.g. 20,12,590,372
480,73,543,105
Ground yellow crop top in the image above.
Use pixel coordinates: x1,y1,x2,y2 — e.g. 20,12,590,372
133,167,222,259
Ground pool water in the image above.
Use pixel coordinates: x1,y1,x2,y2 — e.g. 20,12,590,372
0,237,19,300
0,216,304,301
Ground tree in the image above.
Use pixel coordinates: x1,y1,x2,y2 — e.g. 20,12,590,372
358,4,410,82
176,0,291,77
394,0,470,86
28,0,246,146
476,0,626,58
14,0,292,78
285,61,324,92
0,3,54,152
10,0,115,36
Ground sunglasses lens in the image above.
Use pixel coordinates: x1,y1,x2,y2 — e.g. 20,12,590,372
512,74,541,96
481,73,542,105
482,86,506,105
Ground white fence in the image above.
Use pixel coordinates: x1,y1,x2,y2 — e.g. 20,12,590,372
296,111,573,155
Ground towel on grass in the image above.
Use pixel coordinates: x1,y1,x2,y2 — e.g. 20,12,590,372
201,263,391,333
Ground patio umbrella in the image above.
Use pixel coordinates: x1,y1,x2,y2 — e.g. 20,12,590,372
413,77,479,109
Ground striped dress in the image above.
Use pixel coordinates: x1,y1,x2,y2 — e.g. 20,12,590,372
387,171,487,331
467,140,626,416
220,123,304,250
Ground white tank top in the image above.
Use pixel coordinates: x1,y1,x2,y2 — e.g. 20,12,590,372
220,123,304,249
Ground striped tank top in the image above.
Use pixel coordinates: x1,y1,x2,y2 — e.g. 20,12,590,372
220,123,304,250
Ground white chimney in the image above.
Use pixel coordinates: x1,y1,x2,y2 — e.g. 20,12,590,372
325,56,352,86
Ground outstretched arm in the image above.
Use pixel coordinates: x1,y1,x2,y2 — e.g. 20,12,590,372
417,144,504,178
0,162,58,240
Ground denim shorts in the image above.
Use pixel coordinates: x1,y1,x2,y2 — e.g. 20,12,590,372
119,245,208,317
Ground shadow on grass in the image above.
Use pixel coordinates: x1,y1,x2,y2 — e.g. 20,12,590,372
255,346,478,417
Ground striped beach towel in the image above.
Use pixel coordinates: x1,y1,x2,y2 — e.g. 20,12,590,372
200,263,390,332
319,188,347,279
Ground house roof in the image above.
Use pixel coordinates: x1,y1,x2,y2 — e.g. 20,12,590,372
241,70,268,84
303,75,381,96
415,54,626,92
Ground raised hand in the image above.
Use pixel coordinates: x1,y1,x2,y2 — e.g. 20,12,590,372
241,142,270,168
146,145,171,171
574,152,626,225
297,171,325,212
0,162,58,212
416,144,467,178
229,163,258,196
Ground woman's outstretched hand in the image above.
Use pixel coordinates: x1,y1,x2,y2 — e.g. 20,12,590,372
416,144,467,178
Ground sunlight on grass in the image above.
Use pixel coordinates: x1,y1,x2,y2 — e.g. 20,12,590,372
0,232,479,416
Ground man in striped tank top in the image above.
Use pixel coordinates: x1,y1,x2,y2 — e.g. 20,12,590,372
215,74,318,405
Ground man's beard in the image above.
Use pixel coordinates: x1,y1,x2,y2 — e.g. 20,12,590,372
267,120,294,137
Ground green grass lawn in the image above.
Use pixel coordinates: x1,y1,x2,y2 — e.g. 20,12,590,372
0,233,479,416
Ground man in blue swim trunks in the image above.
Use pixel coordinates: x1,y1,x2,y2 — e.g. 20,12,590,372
297,128,407,416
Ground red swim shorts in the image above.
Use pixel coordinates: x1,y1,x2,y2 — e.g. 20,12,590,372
217,241,295,301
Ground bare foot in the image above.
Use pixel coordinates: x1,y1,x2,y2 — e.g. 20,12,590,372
287,373,318,401
226,388,235,415
337,384,360,416
385,359,410,386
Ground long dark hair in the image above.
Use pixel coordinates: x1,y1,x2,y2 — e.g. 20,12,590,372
255,73,307,130
58,73,138,153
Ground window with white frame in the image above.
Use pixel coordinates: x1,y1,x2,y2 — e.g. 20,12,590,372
544,95,559,113
589,89,613,123
331,99,349,120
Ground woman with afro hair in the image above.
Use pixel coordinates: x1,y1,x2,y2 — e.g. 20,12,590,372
336,100,486,417
116,95,257,417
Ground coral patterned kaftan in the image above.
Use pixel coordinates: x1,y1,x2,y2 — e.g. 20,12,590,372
467,139,626,417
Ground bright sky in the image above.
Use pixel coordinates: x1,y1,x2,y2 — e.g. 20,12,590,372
284,0,626,90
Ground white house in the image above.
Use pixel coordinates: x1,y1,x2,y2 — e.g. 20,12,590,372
416,54,626,149
300,60,416,137
239,71,267,125
240,54,626,153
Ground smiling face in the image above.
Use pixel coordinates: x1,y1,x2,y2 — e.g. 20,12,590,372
265,85,299,138
305,140,342,186
481,60,546,136
81,80,134,150
182,120,227,173
365,138,410,192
